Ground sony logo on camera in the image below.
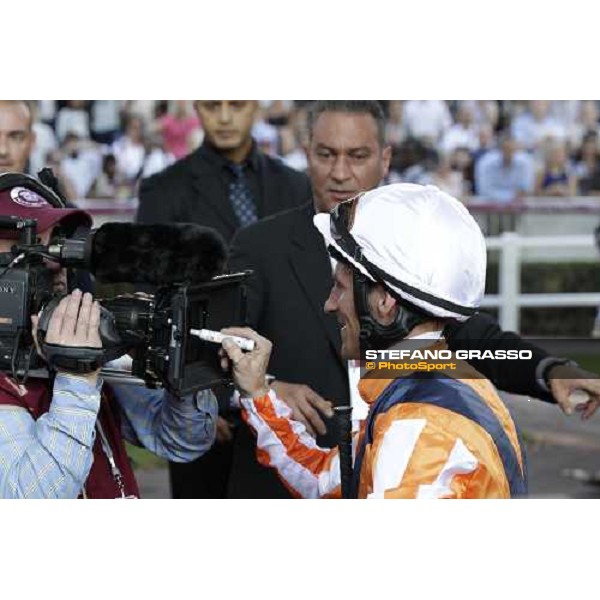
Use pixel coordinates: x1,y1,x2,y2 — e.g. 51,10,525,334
0,285,16,294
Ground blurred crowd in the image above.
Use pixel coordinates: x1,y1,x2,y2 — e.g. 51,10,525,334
27,100,600,202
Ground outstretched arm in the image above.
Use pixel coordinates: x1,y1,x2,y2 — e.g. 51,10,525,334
445,312,600,418
445,312,551,399
111,384,218,463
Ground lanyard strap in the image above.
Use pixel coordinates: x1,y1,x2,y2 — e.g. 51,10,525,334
96,420,128,499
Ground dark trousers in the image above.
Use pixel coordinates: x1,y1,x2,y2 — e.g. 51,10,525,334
169,385,238,499
169,435,235,499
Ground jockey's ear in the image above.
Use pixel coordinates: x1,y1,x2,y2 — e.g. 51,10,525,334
368,283,398,327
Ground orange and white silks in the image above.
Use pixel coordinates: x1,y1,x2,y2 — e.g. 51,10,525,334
239,362,527,499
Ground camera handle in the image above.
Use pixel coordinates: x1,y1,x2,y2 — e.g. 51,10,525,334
42,343,105,375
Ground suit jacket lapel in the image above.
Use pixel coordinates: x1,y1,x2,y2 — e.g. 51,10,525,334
289,204,343,359
257,153,285,216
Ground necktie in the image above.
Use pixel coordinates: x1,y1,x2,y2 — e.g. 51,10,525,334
229,163,258,227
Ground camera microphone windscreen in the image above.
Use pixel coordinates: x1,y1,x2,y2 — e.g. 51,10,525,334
90,222,227,285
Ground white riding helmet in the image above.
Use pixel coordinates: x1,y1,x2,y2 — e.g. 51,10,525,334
313,183,486,322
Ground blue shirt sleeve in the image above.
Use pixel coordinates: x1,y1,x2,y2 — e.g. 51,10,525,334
109,383,217,463
0,374,101,499
0,374,218,498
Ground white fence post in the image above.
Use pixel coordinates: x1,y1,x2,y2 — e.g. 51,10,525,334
498,232,520,332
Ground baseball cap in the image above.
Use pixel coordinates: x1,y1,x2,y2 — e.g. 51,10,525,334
313,183,487,322
0,174,92,240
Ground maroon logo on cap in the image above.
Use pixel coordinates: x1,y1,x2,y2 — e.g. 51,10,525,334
10,187,49,208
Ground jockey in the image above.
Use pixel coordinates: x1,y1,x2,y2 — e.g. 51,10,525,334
220,183,527,499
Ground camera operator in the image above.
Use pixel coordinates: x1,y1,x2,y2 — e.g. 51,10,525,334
0,182,218,498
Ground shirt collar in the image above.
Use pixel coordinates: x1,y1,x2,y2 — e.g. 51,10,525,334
200,139,260,172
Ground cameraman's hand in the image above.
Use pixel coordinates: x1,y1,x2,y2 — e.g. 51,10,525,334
271,381,333,437
219,327,271,398
32,289,101,385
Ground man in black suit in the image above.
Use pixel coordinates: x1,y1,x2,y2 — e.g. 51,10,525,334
227,100,600,498
138,101,310,241
137,100,311,498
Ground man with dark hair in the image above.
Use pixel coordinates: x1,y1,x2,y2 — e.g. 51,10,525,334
227,100,396,497
137,100,311,499
137,101,310,241
227,100,600,498
306,100,387,147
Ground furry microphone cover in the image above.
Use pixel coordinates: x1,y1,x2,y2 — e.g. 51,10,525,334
90,222,227,284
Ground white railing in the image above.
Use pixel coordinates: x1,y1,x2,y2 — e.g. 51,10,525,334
482,233,600,331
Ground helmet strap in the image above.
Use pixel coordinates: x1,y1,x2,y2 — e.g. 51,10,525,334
353,271,430,351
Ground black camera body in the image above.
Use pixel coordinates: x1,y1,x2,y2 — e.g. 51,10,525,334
133,274,249,395
0,173,249,395
0,215,57,377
